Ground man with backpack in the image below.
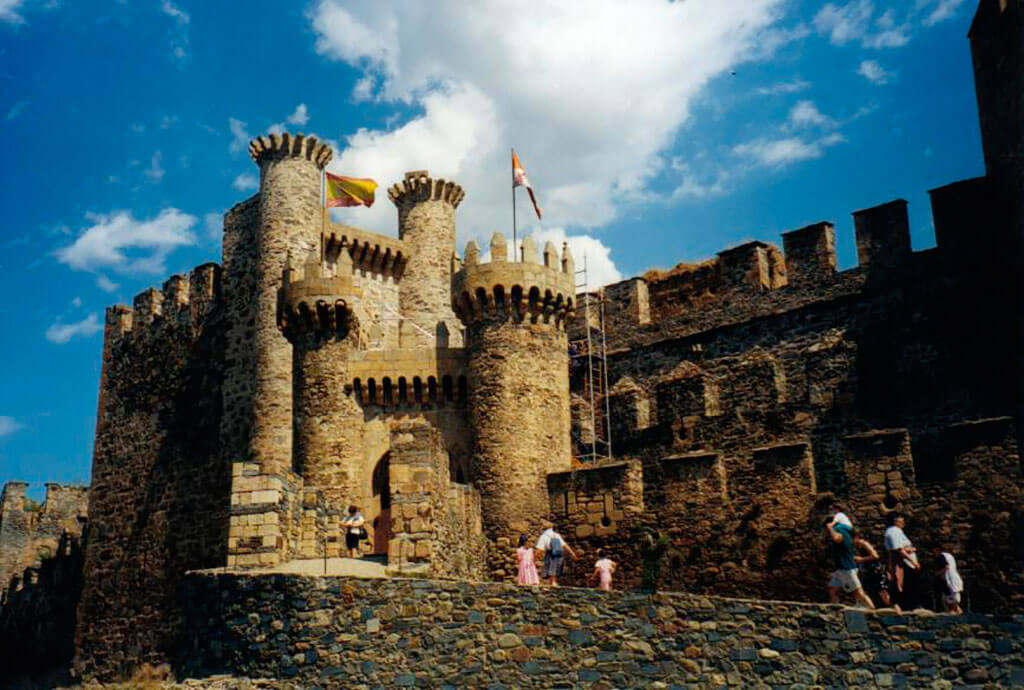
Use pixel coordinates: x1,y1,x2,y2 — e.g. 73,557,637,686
535,520,578,586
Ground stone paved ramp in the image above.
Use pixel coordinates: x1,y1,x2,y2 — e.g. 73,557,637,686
254,556,386,578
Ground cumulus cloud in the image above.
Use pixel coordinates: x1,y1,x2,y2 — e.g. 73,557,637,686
45,313,102,344
858,59,892,84
310,0,790,241
756,80,810,96
0,0,25,24
229,118,250,154
732,133,845,168
814,1,909,49
789,100,834,128
96,275,119,292
55,208,198,275
920,0,966,26
531,228,622,288
232,173,259,191
286,104,309,126
0,416,21,437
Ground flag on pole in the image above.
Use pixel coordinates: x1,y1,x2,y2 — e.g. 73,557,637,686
325,171,378,208
512,150,542,221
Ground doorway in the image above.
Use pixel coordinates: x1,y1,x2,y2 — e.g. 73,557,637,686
371,453,391,556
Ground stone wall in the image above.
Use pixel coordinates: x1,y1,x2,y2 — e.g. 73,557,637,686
179,573,1024,688
0,481,88,592
75,264,231,681
562,192,1024,607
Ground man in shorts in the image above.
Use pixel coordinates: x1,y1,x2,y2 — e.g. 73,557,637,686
827,520,875,609
535,520,578,586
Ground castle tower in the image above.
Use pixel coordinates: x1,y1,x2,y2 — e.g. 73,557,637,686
247,133,333,477
277,250,363,551
389,171,466,348
452,234,576,579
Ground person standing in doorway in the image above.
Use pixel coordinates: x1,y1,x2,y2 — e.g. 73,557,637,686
341,505,366,559
536,520,577,586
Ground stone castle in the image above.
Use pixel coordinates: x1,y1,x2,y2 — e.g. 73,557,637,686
2,0,1023,684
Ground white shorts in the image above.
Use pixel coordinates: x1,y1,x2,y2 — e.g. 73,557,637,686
829,569,862,593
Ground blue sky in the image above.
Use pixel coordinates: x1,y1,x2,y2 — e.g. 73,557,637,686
0,0,984,498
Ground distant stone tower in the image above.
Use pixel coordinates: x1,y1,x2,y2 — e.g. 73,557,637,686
247,134,333,477
389,171,466,348
453,234,576,578
277,249,362,520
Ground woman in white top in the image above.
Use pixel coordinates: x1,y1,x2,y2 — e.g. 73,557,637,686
932,547,964,614
341,505,365,558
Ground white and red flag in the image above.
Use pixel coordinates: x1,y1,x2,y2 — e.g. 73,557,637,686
512,149,542,221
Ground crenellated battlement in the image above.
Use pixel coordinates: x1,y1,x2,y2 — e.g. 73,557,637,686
248,132,333,170
323,222,408,280
452,233,576,328
277,251,360,342
387,170,465,209
104,263,223,341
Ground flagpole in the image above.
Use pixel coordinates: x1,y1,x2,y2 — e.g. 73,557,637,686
511,148,517,262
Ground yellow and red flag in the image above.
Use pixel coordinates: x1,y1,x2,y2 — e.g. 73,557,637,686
512,150,542,221
325,171,378,208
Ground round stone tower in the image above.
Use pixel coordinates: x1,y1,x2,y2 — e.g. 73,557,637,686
277,249,363,521
388,171,466,348
452,233,576,579
248,133,332,476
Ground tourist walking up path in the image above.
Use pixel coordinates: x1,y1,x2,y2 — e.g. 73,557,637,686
827,521,875,609
593,549,616,591
884,512,920,612
536,521,577,587
516,534,539,586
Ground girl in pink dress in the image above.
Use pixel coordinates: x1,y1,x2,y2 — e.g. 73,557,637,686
516,534,540,585
593,549,616,591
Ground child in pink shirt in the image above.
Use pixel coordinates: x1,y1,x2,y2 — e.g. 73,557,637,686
516,534,539,585
593,549,616,591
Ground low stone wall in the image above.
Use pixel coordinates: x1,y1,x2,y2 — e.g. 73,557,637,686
179,572,1024,688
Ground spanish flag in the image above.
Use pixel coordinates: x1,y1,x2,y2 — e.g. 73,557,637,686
325,171,377,208
512,150,542,221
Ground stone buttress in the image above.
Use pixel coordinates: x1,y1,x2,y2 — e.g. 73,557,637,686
389,171,466,348
453,234,575,579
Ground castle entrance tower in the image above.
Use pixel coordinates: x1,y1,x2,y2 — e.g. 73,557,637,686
278,250,364,557
249,134,333,477
389,171,466,348
453,234,576,579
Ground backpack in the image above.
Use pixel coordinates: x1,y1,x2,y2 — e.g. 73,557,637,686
549,535,563,557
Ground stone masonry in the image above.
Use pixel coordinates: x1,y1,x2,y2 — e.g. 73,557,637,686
0,0,1014,681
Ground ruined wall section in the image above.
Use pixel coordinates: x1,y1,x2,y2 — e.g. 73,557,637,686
75,264,229,680
455,234,575,580
0,482,88,593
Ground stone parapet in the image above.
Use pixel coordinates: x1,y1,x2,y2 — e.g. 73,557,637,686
452,233,575,328
248,132,332,170
324,223,408,280
347,348,467,407
387,170,465,209
277,253,360,342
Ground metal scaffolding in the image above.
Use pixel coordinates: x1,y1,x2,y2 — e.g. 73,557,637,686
570,254,613,464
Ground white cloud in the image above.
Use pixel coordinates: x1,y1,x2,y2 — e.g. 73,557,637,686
286,104,309,126
0,416,21,437
756,80,810,96
668,159,729,201
6,100,28,120
732,133,845,168
56,208,198,275
232,173,259,191
229,118,250,154
145,151,165,182
160,0,189,25
531,228,622,288
814,1,909,49
857,59,892,84
71,296,82,308
46,313,102,344
96,275,119,292
204,211,223,241
921,0,966,26
310,0,790,240
789,100,834,128
0,0,25,24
